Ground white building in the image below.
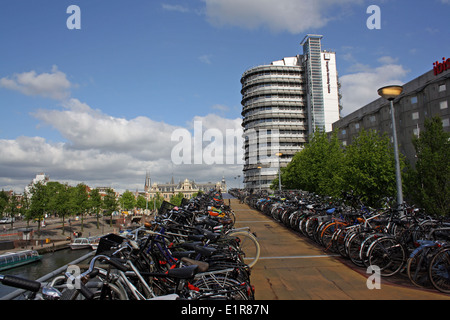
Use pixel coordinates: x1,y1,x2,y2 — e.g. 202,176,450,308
24,173,49,195
241,35,341,190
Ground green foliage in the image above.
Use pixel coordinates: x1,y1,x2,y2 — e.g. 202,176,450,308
0,190,10,216
405,117,450,216
89,188,103,229
136,195,147,210
121,190,136,211
29,182,48,235
149,192,164,210
103,188,119,227
343,129,402,207
170,192,185,206
276,128,404,207
274,130,344,198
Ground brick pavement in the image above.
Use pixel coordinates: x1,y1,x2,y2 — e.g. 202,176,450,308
230,199,450,300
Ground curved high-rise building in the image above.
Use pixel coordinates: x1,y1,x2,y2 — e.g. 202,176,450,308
241,56,307,189
241,35,341,190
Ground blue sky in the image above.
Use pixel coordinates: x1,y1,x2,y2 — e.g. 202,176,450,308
0,0,449,192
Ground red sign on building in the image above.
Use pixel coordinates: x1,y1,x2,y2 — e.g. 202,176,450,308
433,57,450,76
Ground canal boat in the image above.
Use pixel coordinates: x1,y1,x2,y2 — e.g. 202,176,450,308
0,250,42,271
69,238,92,250
89,237,100,251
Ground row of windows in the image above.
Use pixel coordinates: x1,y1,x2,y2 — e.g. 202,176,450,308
242,70,302,84
242,82,303,94
244,119,306,130
243,69,302,78
243,94,304,106
243,106,305,118
340,99,449,135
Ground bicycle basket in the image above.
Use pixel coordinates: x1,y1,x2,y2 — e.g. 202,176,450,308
95,233,125,255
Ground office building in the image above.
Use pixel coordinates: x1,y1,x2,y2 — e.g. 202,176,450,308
241,35,341,190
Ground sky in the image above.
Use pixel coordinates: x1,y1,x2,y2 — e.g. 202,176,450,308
0,0,449,193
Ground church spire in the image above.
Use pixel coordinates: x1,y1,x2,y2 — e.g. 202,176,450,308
144,171,151,192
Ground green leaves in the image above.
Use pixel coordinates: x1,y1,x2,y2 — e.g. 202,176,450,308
343,130,400,207
406,116,450,216
279,128,402,207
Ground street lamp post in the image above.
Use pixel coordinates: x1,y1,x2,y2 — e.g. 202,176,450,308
276,153,283,193
378,85,404,210
257,166,262,193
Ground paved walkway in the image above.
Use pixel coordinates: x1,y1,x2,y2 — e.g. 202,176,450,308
230,199,450,300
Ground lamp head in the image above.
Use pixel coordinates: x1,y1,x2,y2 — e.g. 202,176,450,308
378,85,403,101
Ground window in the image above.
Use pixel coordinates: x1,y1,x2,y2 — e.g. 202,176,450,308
412,112,419,120
443,118,449,127
411,96,418,104
439,84,446,92
440,100,448,110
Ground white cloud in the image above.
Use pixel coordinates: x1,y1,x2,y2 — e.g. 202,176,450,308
340,60,409,116
0,66,244,192
199,54,213,65
211,104,230,112
0,98,243,192
33,98,178,160
0,66,72,100
377,56,398,65
161,3,190,13
202,0,363,34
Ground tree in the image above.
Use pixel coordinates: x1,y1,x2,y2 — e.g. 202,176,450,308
121,190,136,211
20,193,31,227
8,193,20,229
0,190,9,218
170,192,185,206
148,192,164,212
343,129,403,207
135,195,147,211
273,130,344,197
72,183,89,232
89,188,103,229
29,182,48,236
405,116,450,216
103,188,119,227
56,184,74,235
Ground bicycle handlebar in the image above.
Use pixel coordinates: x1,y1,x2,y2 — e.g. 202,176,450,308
0,275,41,292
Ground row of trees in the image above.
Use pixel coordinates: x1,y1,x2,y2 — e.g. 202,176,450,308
23,182,120,235
272,116,449,216
1,183,194,235
116,190,193,211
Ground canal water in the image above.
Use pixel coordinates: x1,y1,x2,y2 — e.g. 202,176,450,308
0,248,92,298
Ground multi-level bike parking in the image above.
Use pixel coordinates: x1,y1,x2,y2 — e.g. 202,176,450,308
0,191,259,300
237,190,450,294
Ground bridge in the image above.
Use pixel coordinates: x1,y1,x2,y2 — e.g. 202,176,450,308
229,198,450,300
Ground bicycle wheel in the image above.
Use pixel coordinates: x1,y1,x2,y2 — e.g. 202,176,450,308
406,240,442,288
227,231,260,268
334,228,352,258
428,247,450,293
192,274,253,300
367,237,407,277
346,232,367,267
320,222,346,252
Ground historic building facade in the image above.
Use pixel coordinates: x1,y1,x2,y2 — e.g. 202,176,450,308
144,172,227,201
